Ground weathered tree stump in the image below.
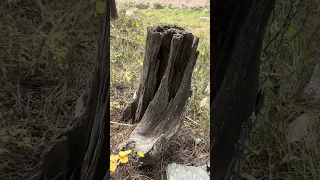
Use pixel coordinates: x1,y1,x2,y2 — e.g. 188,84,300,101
121,25,199,165
211,0,275,179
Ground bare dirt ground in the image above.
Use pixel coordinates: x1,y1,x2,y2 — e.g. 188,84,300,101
116,0,210,7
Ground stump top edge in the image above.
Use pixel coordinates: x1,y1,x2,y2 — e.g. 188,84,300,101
149,24,193,36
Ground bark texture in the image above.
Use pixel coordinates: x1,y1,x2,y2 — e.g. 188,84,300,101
110,0,118,19
121,25,199,165
211,0,275,179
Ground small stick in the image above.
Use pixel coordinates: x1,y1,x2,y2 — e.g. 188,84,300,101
185,116,199,125
110,121,134,126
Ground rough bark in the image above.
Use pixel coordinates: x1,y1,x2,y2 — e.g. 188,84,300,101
79,1,110,179
110,0,118,19
121,25,199,165
24,1,110,180
211,0,275,179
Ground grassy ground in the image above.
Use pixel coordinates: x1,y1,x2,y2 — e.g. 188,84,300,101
242,1,320,179
110,3,210,180
0,1,101,179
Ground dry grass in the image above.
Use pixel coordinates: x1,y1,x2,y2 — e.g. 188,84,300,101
0,0,101,179
242,0,320,179
110,3,210,180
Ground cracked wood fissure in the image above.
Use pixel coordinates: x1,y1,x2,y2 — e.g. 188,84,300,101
121,25,199,165
211,0,275,179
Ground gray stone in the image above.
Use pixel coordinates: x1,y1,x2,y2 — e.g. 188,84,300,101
198,160,210,176
203,82,210,96
125,8,139,16
167,163,210,180
133,89,138,99
199,17,210,21
286,113,313,143
304,63,320,101
74,91,88,118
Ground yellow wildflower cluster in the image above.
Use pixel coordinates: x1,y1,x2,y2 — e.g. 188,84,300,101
110,150,145,173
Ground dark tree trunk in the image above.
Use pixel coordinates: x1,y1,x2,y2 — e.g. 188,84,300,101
24,1,110,180
110,0,118,19
80,1,110,179
121,25,199,165
211,0,275,179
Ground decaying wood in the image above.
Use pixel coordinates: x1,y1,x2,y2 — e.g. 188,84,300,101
79,1,110,179
121,25,199,165
211,0,275,179
110,0,118,19
24,1,110,180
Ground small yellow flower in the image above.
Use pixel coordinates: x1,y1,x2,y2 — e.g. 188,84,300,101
119,155,129,163
137,151,145,157
136,23,140,28
110,154,119,161
110,154,120,172
118,150,132,163
119,150,132,156
110,160,118,172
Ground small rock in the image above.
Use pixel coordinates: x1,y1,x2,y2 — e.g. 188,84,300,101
199,17,210,21
286,113,313,143
199,97,209,108
304,63,320,101
133,89,138,99
203,82,210,96
74,91,88,118
125,8,139,16
198,160,210,176
167,163,210,180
